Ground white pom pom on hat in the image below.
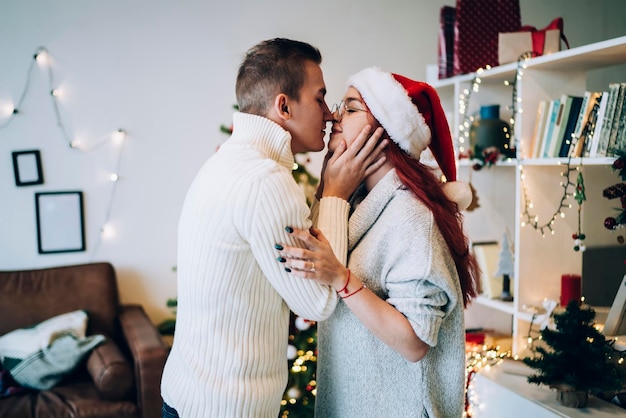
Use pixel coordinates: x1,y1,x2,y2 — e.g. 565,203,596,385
347,67,472,210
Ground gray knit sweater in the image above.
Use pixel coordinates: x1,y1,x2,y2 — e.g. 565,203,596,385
316,170,466,418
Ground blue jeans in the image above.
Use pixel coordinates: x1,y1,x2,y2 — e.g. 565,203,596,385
162,402,180,418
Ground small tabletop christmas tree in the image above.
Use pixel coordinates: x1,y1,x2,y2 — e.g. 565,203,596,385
523,300,623,408
493,233,514,301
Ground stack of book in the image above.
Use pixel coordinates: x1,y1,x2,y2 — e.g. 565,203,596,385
526,82,626,158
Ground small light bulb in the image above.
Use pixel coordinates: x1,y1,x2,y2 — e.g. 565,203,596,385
112,129,126,144
110,173,119,182
1,103,15,117
101,224,115,238
35,51,49,65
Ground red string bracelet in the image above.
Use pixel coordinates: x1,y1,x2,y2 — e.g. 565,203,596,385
341,282,366,299
338,269,351,294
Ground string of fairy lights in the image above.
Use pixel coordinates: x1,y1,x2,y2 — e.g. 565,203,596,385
457,52,588,250
1,46,126,258
457,50,626,416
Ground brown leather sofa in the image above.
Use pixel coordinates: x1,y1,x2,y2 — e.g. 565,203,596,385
0,262,169,418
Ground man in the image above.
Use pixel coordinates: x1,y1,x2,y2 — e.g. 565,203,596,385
161,38,383,417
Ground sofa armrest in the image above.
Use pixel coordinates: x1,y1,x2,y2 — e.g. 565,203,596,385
119,304,169,418
86,338,134,400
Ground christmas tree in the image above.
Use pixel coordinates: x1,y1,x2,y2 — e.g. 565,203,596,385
280,313,318,417
523,300,623,400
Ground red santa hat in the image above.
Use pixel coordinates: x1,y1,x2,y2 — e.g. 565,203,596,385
347,67,471,210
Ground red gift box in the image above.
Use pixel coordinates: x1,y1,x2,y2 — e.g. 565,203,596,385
453,0,521,75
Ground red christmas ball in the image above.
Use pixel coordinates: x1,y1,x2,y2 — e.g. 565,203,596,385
621,195,626,209
605,217,617,230
618,235,625,244
614,158,625,170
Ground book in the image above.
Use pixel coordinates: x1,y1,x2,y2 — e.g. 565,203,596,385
571,91,591,143
539,99,560,158
529,100,548,158
557,95,583,157
575,91,603,157
596,83,621,157
615,95,626,152
588,91,609,157
606,82,626,156
546,97,569,158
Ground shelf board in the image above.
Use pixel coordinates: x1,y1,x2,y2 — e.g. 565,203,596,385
518,157,616,166
458,157,614,167
432,35,626,88
525,35,626,72
458,158,517,167
475,295,516,314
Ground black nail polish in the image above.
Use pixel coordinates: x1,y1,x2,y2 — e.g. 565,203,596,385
274,244,283,250
277,257,286,263
285,226,294,233
285,267,291,272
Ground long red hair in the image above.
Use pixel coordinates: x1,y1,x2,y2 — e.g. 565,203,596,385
385,141,481,308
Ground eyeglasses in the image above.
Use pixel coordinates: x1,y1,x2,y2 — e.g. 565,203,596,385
330,100,368,122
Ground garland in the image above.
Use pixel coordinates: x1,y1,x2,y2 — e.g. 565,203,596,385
1,46,126,259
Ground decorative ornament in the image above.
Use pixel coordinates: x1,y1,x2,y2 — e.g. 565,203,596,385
471,146,505,171
601,148,626,242
611,149,626,181
287,344,297,360
294,316,311,331
493,232,514,301
572,172,587,252
286,387,301,400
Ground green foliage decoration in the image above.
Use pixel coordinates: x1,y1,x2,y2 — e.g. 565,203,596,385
523,300,623,394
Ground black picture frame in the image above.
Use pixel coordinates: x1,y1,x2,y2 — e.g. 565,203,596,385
35,191,86,254
12,150,44,186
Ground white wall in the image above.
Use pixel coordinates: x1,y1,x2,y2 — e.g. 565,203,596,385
1,0,624,324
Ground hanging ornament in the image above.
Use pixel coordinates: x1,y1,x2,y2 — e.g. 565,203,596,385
286,387,301,400
295,316,311,331
572,172,586,252
601,149,626,242
287,344,297,360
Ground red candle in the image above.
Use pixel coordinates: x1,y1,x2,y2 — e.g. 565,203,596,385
560,274,582,306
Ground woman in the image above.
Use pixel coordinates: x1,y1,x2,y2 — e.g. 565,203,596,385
276,67,480,417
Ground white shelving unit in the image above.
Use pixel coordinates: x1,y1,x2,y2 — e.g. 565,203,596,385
434,36,626,355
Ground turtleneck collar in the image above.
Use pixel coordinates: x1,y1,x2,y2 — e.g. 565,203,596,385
228,112,295,171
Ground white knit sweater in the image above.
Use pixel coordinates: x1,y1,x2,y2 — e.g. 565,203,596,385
161,113,347,417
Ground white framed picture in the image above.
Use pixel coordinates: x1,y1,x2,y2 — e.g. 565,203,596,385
35,191,85,254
